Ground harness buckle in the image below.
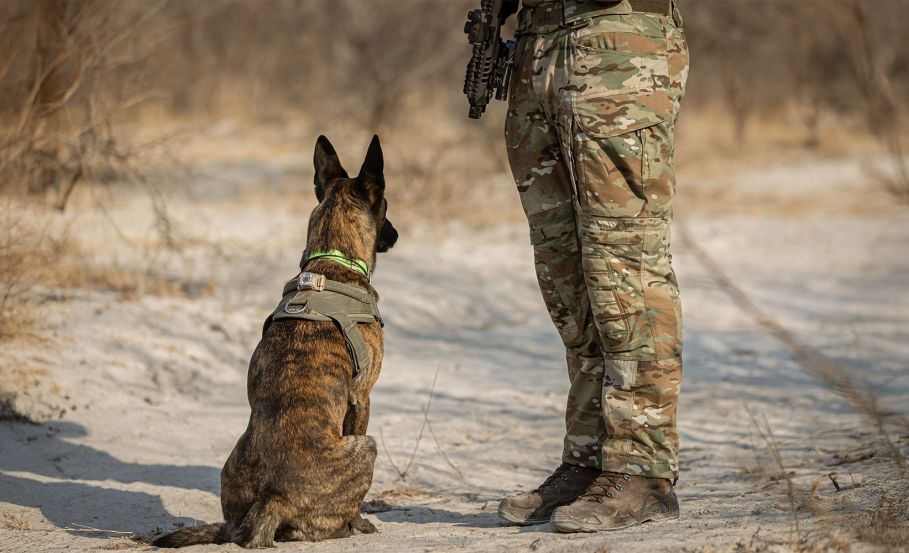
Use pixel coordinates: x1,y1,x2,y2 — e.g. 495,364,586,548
285,303,307,315
298,272,326,292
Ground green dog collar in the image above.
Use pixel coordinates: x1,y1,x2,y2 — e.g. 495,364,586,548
304,250,370,279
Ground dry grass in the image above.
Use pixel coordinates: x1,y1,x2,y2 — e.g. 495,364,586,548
744,406,803,547
2,512,31,531
379,367,452,482
855,493,909,551
0,202,45,340
715,534,851,553
0,198,208,343
678,221,909,474
47,239,213,301
681,218,909,552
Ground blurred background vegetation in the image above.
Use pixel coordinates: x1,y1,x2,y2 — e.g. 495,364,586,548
0,0,907,335
1,0,907,207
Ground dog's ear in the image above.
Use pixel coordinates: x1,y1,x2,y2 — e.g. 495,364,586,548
357,135,385,208
377,219,398,253
314,135,347,202
359,135,384,177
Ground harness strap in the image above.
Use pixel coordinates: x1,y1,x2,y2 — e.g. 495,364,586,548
317,307,373,379
281,276,376,307
265,272,381,379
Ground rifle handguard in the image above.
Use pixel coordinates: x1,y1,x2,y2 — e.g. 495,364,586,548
462,0,517,119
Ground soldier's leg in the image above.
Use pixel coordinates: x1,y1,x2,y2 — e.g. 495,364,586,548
561,12,689,480
505,32,605,469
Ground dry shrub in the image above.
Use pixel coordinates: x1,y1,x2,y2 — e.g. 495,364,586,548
681,1,908,140
2,1,905,220
0,198,207,343
0,1,171,206
0,202,55,420
49,245,213,300
0,202,44,339
828,0,909,203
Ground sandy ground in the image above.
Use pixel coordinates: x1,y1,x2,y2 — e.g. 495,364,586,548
1,151,908,552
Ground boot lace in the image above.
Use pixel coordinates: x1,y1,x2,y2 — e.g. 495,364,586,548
581,471,631,502
535,463,581,493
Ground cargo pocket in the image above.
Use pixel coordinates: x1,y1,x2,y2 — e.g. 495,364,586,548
567,13,669,99
580,226,651,355
566,20,674,218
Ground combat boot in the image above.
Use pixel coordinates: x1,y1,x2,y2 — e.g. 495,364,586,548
550,471,679,533
498,462,600,525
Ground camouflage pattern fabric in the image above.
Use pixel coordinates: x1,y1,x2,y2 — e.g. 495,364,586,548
505,0,688,480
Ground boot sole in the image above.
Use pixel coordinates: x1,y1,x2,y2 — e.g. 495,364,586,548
497,503,551,526
550,509,679,533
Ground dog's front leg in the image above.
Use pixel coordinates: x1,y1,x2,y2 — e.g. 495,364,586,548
342,400,359,435
343,395,370,436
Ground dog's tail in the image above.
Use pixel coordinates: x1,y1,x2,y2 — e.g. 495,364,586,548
151,522,227,548
152,497,285,548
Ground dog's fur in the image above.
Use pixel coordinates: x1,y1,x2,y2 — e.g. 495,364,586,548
153,135,397,548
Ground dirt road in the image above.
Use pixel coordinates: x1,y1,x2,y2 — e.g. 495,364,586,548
1,157,907,552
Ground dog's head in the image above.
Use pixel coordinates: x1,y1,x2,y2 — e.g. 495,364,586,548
307,135,398,272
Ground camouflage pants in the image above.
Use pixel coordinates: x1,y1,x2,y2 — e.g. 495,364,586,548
505,1,688,480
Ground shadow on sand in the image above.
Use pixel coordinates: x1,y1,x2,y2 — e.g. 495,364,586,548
0,420,218,537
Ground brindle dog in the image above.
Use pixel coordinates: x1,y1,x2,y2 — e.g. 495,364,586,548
153,135,398,548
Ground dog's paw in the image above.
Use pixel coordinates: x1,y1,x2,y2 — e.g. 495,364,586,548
349,515,377,535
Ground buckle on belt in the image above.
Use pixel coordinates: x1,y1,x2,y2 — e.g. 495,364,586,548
298,272,326,292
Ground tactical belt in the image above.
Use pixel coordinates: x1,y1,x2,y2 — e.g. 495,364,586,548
629,0,672,14
263,272,382,379
518,0,673,34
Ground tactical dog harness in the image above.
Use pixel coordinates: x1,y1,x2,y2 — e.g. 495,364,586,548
262,251,381,378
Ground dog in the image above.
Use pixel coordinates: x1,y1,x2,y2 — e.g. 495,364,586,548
153,135,397,548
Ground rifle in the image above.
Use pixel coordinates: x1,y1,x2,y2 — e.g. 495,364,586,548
462,0,518,119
